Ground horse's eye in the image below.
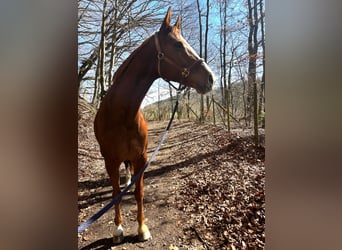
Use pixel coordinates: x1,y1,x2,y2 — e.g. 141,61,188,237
174,42,184,49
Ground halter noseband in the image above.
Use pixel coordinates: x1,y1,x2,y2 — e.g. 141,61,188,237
154,32,204,87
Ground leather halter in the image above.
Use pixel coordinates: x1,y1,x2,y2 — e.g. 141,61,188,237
154,32,204,84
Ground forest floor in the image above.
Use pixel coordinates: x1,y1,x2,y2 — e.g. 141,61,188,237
78,100,265,250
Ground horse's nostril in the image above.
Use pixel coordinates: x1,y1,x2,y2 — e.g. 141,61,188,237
208,74,213,84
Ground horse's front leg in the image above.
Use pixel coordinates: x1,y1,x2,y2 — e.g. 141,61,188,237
106,159,124,244
134,156,151,241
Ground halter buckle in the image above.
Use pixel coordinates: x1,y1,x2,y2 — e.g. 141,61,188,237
181,68,190,78
157,52,164,60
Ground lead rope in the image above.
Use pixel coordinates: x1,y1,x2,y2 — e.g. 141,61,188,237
78,92,181,234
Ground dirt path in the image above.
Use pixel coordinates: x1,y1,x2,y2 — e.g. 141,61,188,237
78,106,265,250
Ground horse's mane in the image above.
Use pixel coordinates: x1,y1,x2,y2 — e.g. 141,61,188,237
111,35,154,86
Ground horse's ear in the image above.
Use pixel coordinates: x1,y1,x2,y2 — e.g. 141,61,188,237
174,16,181,30
160,7,171,31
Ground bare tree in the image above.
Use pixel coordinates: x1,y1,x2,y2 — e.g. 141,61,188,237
218,0,231,131
195,0,205,122
247,0,259,146
204,0,211,122
258,0,265,128
78,0,163,101
98,0,107,104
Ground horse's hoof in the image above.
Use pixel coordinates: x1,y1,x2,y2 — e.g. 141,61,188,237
113,224,124,244
113,233,124,244
138,229,151,241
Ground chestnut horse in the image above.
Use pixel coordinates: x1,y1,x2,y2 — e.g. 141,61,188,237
94,7,215,243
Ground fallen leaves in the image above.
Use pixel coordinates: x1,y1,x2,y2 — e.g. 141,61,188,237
173,123,265,249
168,244,179,250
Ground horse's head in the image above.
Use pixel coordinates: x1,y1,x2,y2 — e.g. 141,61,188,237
155,7,215,94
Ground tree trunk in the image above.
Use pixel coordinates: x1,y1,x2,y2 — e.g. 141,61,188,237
222,0,229,131
78,48,98,88
226,54,233,132
204,0,210,121
92,58,100,106
212,94,216,125
218,0,225,124
196,0,204,123
107,0,118,88
247,0,259,146
259,0,265,128
187,91,190,120
98,0,107,101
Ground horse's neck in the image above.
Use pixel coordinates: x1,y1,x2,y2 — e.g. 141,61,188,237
107,36,158,119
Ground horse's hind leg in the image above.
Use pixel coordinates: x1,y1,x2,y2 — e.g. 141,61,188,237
105,159,124,244
124,160,132,187
133,156,151,241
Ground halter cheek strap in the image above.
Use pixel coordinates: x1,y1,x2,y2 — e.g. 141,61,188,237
154,32,204,85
